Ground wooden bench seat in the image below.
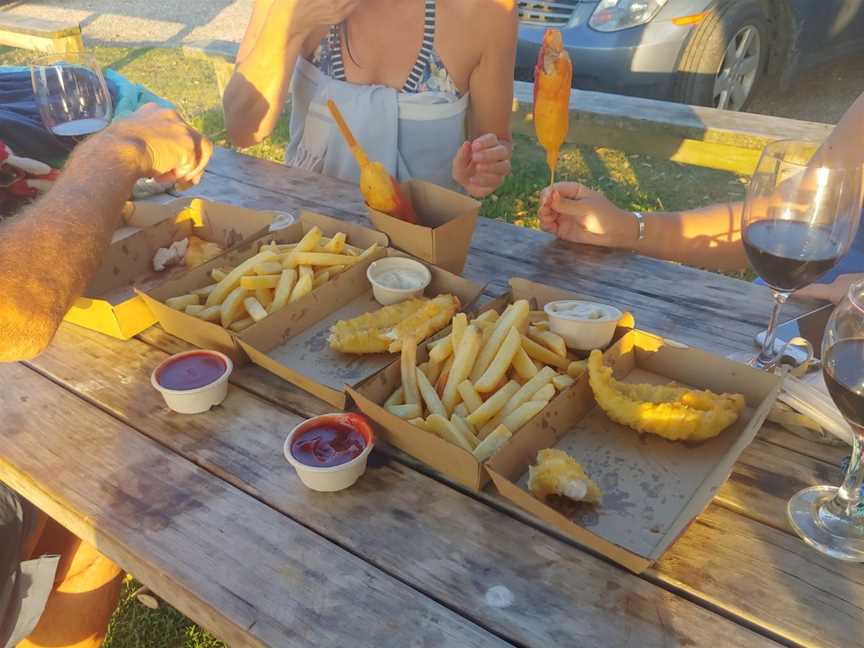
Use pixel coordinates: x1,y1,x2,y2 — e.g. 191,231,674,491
0,13,83,53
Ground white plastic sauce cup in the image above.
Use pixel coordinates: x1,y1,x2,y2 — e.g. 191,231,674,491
544,300,623,351
367,257,431,306
151,350,233,414
284,413,375,492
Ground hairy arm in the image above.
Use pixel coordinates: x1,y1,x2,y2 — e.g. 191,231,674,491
0,135,142,360
0,105,212,361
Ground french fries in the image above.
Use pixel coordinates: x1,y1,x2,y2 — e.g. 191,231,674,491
166,294,199,310
472,425,512,462
401,336,420,407
161,228,370,331
240,275,280,290
442,325,482,411
243,297,269,323
382,299,599,462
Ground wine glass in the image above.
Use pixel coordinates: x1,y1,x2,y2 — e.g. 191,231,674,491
31,51,113,142
788,279,864,561
742,140,861,369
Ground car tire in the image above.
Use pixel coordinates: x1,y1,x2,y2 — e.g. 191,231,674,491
674,0,769,111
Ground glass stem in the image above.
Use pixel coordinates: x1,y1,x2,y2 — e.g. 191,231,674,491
833,426,864,518
755,291,788,369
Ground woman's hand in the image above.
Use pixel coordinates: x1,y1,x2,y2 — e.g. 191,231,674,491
283,0,363,40
452,134,512,198
538,182,638,248
795,273,864,304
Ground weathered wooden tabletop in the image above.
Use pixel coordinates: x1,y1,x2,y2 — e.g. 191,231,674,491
3,148,862,648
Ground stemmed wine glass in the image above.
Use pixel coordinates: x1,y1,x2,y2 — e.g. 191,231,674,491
742,140,861,369
788,279,864,561
30,51,113,142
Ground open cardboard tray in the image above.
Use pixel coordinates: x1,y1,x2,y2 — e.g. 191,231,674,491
237,251,485,409
349,277,632,490
64,198,275,339
140,211,389,365
366,179,480,274
486,329,781,573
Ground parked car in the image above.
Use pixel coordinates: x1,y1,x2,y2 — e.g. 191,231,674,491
516,0,864,111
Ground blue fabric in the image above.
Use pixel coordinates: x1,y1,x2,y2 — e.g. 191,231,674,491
0,66,174,167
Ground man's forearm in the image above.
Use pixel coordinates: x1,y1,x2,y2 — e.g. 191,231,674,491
636,201,747,272
0,133,142,360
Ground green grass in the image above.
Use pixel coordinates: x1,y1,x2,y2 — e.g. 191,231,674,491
0,45,747,647
104,577,226,648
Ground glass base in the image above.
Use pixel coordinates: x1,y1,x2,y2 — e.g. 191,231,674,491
787,485,864,562
726,350,778,371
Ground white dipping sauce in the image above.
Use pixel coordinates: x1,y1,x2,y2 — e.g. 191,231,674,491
549,301,619,321
373,269,426,291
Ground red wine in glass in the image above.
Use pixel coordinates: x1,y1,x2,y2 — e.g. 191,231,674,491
788,280,864,562
740,140,860,370
823,339,864,429
743,219,843,292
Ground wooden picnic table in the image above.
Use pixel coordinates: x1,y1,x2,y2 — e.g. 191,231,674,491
2,147,862,648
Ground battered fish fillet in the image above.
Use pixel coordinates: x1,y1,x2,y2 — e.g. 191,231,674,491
587,350,745,442
528,449,602,504
329,294,460,354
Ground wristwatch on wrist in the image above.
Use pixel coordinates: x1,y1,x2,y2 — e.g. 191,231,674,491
632,211,647,243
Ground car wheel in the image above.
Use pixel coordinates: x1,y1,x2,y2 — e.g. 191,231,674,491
674,1,769,111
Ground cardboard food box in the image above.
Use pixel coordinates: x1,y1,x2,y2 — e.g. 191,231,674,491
63,198,275,339
366,179,480,274
141,211,389,364
349,278,630,490
486,329,781,573
237,251,485,409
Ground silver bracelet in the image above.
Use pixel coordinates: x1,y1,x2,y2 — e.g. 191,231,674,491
632,211,647,242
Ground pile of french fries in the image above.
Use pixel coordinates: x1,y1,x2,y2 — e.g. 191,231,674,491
164,226,378,332
385,299,588,463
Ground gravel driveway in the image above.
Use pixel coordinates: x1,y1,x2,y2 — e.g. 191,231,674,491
3,0,862,124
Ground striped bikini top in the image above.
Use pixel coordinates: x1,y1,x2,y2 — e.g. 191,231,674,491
312,0,460,98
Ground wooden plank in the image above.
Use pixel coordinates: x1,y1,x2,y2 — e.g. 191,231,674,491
716,438,847,534
512,81,833,174
27,322,776,648
0,363,502,648
651,504,864,648
0,15,83,53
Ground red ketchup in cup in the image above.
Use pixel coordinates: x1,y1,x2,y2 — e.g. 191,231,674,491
150,350,233,415
156,352,228,390
291,413,371,467
284,413,375,491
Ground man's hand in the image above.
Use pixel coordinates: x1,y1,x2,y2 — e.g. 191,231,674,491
452,134,512,198
102,104,213,185
538,182,638,248
795,273,864,304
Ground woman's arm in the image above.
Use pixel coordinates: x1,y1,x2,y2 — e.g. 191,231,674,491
539,183,748,271
223,0,361,147
540,92,864,271
451,0,518,197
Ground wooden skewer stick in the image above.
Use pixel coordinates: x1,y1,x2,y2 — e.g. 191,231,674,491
326,99,369,167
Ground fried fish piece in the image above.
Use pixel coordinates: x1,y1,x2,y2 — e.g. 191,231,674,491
328,295,460,354
528,449,602,504
587,350,745,442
